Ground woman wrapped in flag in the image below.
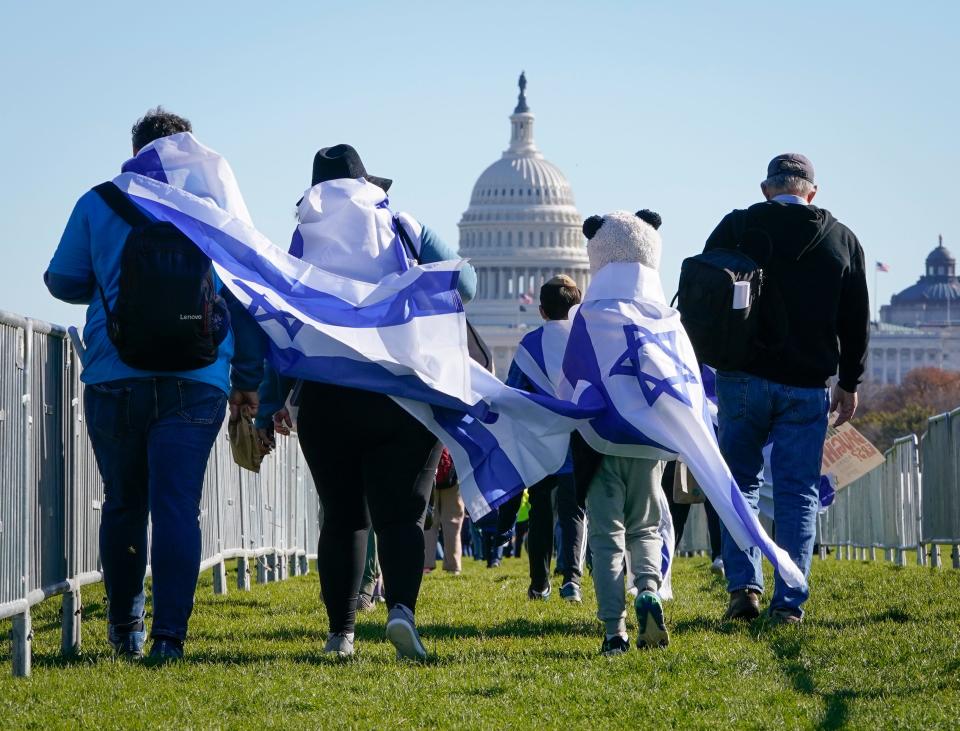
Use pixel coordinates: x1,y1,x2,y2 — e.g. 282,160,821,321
258,144,478,660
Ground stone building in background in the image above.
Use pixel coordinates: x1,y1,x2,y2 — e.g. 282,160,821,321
458,74,590,376
869,237,960,384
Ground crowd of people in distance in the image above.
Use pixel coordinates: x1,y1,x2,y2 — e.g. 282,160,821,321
45,106,868,662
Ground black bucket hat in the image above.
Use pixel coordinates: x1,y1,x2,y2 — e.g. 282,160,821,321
312,144,392,192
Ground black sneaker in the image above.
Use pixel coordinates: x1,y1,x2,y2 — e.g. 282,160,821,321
527,584,551,601
600,634,630,656
147,637,184,665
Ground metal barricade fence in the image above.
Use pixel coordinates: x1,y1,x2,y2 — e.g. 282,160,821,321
920,409,960,568
0,311,321,677
819,422,960,567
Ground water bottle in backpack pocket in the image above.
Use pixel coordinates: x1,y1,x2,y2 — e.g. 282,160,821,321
93,182,229,371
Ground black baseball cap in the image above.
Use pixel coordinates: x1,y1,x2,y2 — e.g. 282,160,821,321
766,153,815,184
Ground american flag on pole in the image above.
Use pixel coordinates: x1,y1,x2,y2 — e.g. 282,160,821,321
876,261,890,272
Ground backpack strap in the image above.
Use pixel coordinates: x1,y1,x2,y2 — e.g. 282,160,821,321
393,214,421,264
93,182,150,228
91,182,151,325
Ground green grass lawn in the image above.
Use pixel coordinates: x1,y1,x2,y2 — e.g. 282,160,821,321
2,554,959,729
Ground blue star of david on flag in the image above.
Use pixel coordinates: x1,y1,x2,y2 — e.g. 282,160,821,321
609,324,698,407
233,279,304,341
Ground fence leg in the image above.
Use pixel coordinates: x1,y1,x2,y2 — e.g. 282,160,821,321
819,545,827,560
60,590,82,656
237,556,251,591
886,548,894,562
932,545,941,568
265,553,276,582
299,554,309,576
869,547,877,561
834,545,841,561
289,554,300,577
212,559,228,596
276,551,286,581
12,610,32,677
917,544,926,567
256,555,268,584
953,546,960,569
897,549,907,567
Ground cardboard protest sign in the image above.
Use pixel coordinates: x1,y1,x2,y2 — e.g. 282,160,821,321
820,422,884,489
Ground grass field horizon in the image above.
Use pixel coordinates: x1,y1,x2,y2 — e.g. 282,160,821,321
2,554,959,729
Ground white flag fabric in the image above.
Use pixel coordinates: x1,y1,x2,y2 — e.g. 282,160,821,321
111,133,602,519
558,262,805,590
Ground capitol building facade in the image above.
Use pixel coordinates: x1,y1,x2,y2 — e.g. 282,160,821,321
458,74,590,376
869,237,960,385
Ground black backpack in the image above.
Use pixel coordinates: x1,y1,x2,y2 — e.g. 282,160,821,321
675,215,777,371
93,182,229,371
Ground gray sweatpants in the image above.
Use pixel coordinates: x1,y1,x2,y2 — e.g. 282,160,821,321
586,455,663,637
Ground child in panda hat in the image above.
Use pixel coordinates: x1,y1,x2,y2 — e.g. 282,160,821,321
572,208,673,655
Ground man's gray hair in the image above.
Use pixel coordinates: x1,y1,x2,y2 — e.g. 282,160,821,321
762,174,815,197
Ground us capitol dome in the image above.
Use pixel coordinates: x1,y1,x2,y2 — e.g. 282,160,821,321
458,73,590,376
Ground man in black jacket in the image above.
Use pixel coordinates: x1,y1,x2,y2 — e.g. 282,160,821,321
705,153,868,624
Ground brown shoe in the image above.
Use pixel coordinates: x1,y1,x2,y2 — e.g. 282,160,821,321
767,607,802,625
724,589,761,621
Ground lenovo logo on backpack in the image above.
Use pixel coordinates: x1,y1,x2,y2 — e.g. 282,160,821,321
93,182,230,371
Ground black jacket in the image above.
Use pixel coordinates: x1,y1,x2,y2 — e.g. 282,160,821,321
704,200,869,392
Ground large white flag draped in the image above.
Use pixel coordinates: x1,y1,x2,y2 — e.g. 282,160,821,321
110,133,803,590
112,133,602,519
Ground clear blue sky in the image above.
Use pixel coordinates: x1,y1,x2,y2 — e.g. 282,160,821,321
1,1,957,326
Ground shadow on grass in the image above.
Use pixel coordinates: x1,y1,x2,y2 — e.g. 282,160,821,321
762,621,954,730
221,616,598,645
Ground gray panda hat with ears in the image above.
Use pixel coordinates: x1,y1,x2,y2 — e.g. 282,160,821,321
582,209,663,274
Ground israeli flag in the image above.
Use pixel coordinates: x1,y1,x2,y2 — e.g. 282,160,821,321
515,320,677,596
559,262,805,590
512,321,569,397
111,133,601,519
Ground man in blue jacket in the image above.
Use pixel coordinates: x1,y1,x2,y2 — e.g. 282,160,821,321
44,108,265,662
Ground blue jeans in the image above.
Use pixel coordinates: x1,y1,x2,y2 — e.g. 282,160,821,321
84,377,226,641
715,372,829,614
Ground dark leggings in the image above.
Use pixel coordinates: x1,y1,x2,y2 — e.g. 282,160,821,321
297,383,439,635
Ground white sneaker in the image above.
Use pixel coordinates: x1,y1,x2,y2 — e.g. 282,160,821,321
323,632,355,658
710,558,725,577
386,604,427,661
